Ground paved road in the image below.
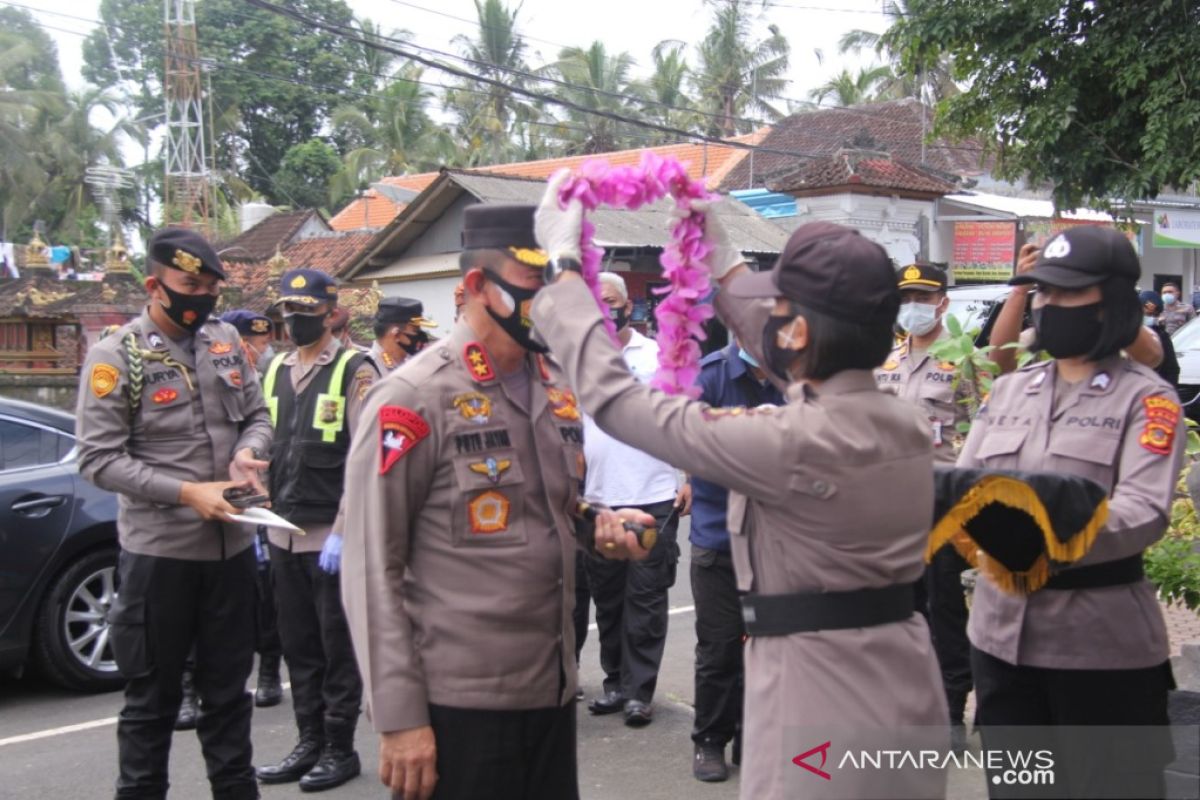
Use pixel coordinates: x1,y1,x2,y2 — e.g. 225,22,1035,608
0,522,994,798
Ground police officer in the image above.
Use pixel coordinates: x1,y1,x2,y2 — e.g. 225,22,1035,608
255,269,377,792
957,227,1184,798
367,296,437,374
76,227,272,800
1139,290,1180,388
874,263,975,741
1158,281,1195,335
340,205,650,800
688,341,783,782
533,185,948,799
221,310,275,375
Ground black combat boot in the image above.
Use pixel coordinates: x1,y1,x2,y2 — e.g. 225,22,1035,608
256,715,324,784
299,716,361,793
174,668,199,731
254,653,283,708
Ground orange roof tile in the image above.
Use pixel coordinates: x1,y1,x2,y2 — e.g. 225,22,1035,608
218,232,377,314
326,133,765,232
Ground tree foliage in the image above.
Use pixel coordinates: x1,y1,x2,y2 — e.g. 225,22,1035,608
885,0,1200,209
272,139,343,212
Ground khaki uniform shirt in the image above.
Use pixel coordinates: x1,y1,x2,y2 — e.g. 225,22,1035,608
265,337,377,552
341,321,584,733
367,341,402,374
957,357,1185,669
532,279,948,800
1158,302,1195,336
874,330,976,465
76,309,273,560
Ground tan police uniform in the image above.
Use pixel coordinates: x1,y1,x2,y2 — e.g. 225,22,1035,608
340,319,584,733
366,340,400,374
532,276,948,800
957,357,1184,669
262,336,376,553
77,308,272,559
876,334,975,466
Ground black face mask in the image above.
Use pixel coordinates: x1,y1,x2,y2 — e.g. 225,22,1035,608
398,328,425,356
609,306,630,331
761,315,800,382
285,311,329,347
158,282,216,333
482,269,548,354
1033,303,1102,359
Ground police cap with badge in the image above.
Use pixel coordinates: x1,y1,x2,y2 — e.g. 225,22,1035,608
221,309,273,336
897,262,948,293
1011,226,1139,288
376,297,437,329
275,268,339,307
148,227,226,279
461,204,549,268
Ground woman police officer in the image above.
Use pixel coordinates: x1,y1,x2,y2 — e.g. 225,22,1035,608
956,226,1184,798
531,183,948,799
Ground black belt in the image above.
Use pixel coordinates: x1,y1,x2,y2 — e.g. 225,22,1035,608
740,584,914,637
1043,555,1144,590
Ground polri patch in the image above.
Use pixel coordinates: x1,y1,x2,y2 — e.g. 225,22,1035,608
1139,395,1180,456
152,387,178,405
464,342,496,383
90,363,119,399
468,490,510,533
379,405,430,474
547,387,580,421
453,391,492,425
209,341,234,355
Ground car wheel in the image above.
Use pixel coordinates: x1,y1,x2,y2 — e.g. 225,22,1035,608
33,548,124,692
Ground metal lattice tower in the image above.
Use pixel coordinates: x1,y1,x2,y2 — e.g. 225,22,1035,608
162,0,211,233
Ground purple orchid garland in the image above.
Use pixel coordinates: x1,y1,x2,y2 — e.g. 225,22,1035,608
552,152,716,398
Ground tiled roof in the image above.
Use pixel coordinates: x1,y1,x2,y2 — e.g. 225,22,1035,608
218,209,328,262
327,132,765,232
218,232,377,314
718,99,987,192
0,272,144,318
769,150,959,196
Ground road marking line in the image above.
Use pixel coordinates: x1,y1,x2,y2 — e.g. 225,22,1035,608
586,604,694,632
0,681,294,747
1,609,704,746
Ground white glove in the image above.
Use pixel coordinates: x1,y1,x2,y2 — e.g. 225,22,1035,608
535,171,584,262
673,198,745,280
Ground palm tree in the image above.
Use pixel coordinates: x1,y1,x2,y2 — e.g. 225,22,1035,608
841,1,958,103
808,65,894,107
629,40,703,143
547,42,639,155
691,0,790,138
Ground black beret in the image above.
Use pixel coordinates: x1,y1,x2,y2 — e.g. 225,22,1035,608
220,309,273,336
376,296,437,328
148,227,226,279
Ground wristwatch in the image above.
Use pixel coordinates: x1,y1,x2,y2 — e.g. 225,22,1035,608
543,256,582,283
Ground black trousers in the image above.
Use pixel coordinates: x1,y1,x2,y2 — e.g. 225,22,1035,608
572,549,590,663
972,647,1175,799
926,546,972,723
268,544,362,727
254,531,281,659
689,545,744,747
583,499,680,703
108,548,257,800
426,703,578,800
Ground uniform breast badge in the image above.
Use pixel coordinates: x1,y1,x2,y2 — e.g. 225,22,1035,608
453,391,492,425
152,388,179,404
469,457,512,485
547,387,581,421
209,341,233,355
468,490,511,533
379,406,430,474
90,363,120,398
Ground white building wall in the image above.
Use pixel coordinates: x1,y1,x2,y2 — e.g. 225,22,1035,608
377,274,461,333
789,193,934,267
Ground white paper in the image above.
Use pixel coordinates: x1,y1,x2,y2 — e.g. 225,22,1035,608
228,506,305,534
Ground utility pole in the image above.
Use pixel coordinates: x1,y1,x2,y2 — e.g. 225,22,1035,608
163,0,212,234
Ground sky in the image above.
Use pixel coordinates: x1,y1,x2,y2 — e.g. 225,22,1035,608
18,0,893,119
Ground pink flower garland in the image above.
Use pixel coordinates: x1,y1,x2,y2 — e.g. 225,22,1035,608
552,152,716,397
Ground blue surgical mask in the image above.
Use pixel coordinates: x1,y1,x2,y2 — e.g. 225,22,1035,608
1144,316,1157,328
1163,293,1177,305
738,347,760,369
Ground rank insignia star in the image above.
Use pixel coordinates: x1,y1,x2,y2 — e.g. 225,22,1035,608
152,388,178,405
463,342,496,382
469,456,512,484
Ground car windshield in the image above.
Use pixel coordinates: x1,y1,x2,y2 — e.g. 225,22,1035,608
943,298,992,335
1172,318,1200,351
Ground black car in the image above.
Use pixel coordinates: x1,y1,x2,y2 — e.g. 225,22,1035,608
0,396,121,691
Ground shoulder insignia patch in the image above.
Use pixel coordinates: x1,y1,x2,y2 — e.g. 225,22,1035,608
453,391,492,425
209,341,233,355
146,331,165,350
468,490,511,533
379,405,431,474
464,342,496,383
469,457,512,484
881,359,899,372
152,387,178,405
90,363,119,399
228,370,242,387
1139,395,1180,456
547,387,580,421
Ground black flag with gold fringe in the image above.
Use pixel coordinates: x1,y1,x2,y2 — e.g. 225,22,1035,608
929,468,1109,594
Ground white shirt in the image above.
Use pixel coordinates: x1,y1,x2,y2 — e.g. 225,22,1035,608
583,328,679,506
